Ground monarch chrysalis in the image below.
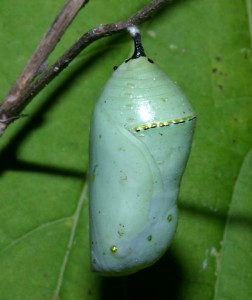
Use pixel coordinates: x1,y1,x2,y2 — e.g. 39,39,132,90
89,26,196,276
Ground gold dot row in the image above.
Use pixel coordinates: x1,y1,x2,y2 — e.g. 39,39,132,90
134,115,196,132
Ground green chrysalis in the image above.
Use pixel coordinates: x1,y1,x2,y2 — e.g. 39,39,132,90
89,26,196,276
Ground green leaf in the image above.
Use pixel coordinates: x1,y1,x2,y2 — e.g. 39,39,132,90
0,0,251,299
213,149,252,300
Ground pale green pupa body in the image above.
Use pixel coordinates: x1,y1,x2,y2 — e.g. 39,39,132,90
89,34,196,276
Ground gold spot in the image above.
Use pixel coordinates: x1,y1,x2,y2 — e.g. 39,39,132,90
119,170,128,181
127,83,135,88
167,214,173,222
110,245,118,253
91,164,98,182
91,173,95,183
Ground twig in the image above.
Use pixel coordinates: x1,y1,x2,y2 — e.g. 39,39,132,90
7,0,88,99
0,0,87,133
0,0,172,135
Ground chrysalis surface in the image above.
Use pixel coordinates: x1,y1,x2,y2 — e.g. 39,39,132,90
89,29,196,276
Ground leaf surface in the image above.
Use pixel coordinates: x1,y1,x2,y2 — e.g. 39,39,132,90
0,0,251,299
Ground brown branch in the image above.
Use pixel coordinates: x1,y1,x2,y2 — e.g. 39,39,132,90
0,0,172,135
8,0,88,96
